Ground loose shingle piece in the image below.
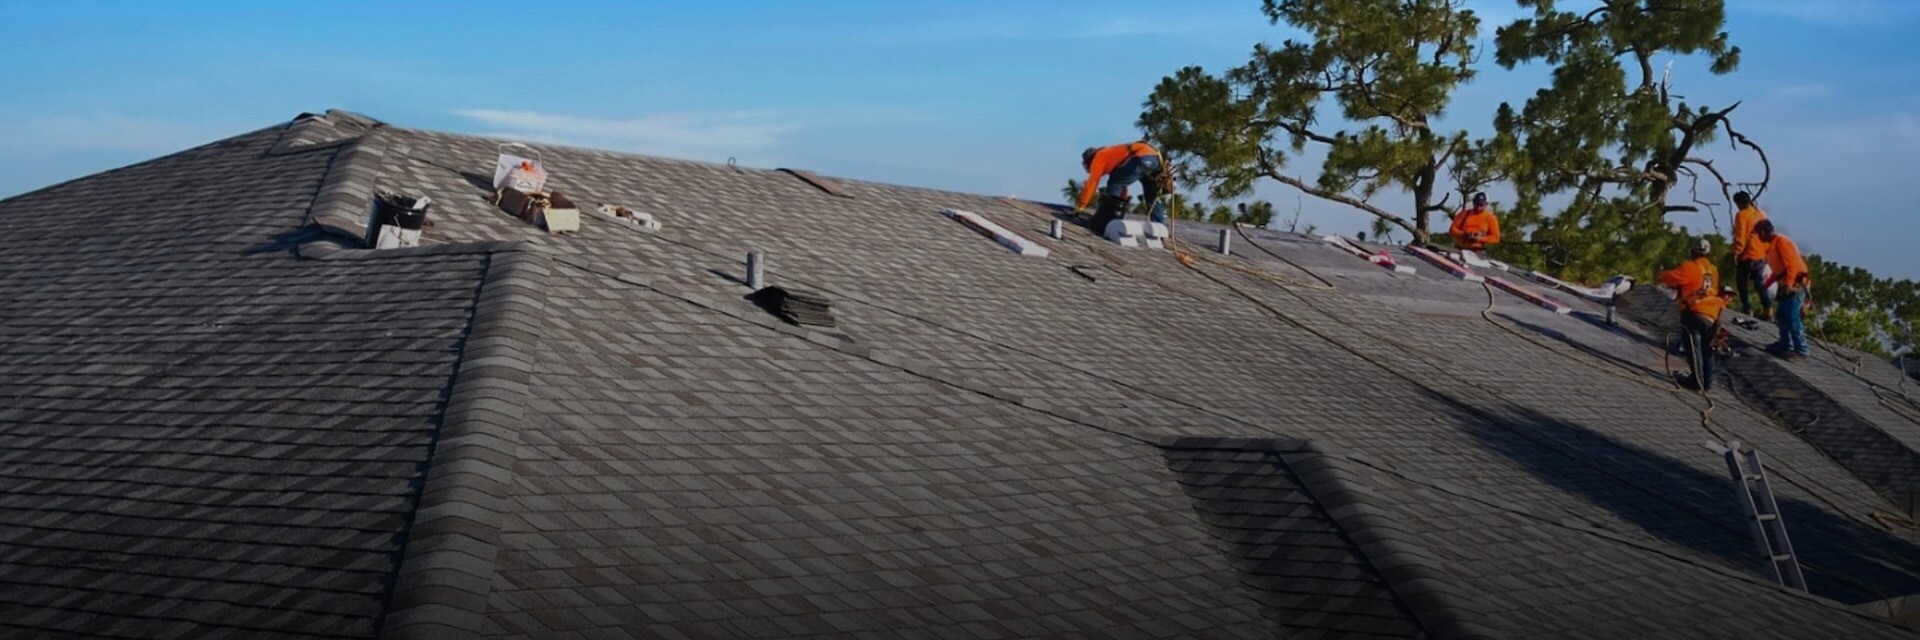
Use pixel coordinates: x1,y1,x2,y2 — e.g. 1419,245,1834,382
4,110,1919,640
747,285,837,327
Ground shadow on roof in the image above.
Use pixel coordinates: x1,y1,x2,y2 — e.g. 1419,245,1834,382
1468,406,1920,605
243,226,326,255
1496,312,1670,381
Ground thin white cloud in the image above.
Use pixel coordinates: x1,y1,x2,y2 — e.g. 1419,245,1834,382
1743,0,1920,27
1776,83,1830,98
869,10,1258,45
0,114,230,154
1072,16,1237,38
1771,112,1920,191
451,107,929,162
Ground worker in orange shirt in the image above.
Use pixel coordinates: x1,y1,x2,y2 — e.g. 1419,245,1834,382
1729,191,1773,319
1755,220,1811,359
1659,238,1728,391
1449,192,1501,255
1075,141,1169,232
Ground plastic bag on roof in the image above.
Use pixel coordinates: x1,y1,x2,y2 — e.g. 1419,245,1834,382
492,143,548,193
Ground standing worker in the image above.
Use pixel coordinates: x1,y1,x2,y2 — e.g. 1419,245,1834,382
1730,191,1773,319
1076,141,1172,233
1755,220,1811,359
1449,192,1501,255
1659,238,1728,391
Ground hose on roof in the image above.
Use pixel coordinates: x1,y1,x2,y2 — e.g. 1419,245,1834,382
1161,214,1336,292
579,192,1920,604
1156,234,1920,604
1805,323,1920,421
1469,280,1915,535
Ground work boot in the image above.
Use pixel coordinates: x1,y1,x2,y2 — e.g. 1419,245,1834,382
1756,307,1773,321
1088,194,1127,233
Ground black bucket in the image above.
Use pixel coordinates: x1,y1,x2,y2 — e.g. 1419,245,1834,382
375,193,430,230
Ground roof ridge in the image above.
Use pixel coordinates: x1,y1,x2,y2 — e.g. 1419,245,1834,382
387,122,766,175
268,110,387,156
380,242,551,638
299,127,392,248
1279,446,1504,640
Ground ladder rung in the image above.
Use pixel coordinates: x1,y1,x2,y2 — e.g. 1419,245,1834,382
1744,474,1763,481
1756,513,1778,521
1772,554,1794,562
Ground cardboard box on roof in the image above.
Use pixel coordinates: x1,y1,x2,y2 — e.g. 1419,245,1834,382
494,188,580,234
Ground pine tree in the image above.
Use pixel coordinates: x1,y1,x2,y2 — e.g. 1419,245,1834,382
1485,0,1763,281
1139,0,1483,243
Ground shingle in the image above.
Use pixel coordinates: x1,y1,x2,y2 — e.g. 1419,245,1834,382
0,115,509,639
10,110,1920,640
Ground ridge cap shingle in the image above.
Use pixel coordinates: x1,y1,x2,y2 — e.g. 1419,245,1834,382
380,242,550,638
302,128,391,247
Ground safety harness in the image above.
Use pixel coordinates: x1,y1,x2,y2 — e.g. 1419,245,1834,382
1125,141,1177,196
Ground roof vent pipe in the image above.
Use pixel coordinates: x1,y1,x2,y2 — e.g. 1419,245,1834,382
1218,228,1232,255
747,251,766,289
1050,219,1064,240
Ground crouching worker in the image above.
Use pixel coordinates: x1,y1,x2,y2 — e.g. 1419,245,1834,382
1448,192,1501,260
1659,238,1728,391
1076,141,1173,232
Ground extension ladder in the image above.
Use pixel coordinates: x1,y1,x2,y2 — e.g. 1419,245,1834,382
1708,440,1808,591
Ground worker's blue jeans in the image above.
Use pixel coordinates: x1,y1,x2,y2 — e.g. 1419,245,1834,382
1736,260,1772,314
1681,312,1718,391
1773,290,1809,355
1104,154,1167,222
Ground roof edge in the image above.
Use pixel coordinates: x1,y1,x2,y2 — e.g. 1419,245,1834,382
380,242,550,638
1279,446,1505,640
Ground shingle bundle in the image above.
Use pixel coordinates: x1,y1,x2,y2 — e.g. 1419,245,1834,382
747,286,836,327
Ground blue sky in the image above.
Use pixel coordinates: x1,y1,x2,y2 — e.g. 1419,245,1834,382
2,0,1916,278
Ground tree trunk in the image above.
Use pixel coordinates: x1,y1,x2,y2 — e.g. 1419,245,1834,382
1411,163,1437,245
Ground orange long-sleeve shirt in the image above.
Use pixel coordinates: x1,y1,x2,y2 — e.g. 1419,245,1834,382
1449,207,1501,250
1659,256,1727,318
1077,142,1158,209
1731,205,1769,261
1766,233,1810,291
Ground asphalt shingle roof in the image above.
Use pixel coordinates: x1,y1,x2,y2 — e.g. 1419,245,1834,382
0,121,519,638
4,109,1919,638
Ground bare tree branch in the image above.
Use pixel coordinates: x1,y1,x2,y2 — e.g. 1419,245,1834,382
1721,118,1773,199
1675,164,1725,235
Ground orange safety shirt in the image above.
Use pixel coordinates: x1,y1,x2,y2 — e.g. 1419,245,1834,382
1659,256,1727,319
1731,205,1770,261
1767,233,1810,291
1077,142,1159,210
1449,207,1501,250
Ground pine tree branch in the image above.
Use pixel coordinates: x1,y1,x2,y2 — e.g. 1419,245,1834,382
1255,149,1417,235
1254,119,1341,146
